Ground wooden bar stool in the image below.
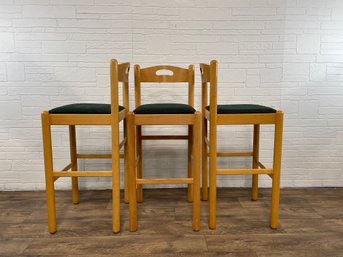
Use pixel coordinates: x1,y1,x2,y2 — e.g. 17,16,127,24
200,60,284,229
127,64,201,232
41,59,130,233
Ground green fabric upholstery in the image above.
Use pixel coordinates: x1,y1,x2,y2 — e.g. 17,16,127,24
134,103,196,114
49,103,124,114
206,104,276,114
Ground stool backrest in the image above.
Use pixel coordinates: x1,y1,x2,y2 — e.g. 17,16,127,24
200,60,218,122
134,64,195,108
110,59,130,115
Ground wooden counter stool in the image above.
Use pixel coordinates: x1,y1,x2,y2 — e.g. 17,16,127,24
41,59,130,233
127,64,201,231
200,60,284,229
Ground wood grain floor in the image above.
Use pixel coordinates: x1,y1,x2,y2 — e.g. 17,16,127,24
1,188,342,257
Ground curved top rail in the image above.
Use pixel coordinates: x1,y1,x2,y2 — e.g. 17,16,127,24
139,65,191,83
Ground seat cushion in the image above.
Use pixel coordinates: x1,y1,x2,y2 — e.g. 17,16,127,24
49,103,124,114
206,104,276,114
134,103,196,114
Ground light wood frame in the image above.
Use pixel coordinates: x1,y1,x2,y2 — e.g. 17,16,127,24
128,64,201,232
41,59,130,234
200,60,284,229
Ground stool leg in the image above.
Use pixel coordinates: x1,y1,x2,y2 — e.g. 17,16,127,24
192,112,201,231
251,124,260,201
201,115,208,201
112,120,121,233
208,116,217,230
41,112,57,234
128,113,137,232
187,125,194,202
69,125,79,205
136,125,143,203
124,119,129,204
270,111,283,229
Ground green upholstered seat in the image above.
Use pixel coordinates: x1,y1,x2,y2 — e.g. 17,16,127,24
206,104,276,114
49,103,124,114
134,103,196,114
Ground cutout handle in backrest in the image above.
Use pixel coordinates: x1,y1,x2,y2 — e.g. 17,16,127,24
156,69,173,76
140,65,189,82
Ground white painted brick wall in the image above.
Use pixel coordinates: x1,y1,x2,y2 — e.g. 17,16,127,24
0,0,342,190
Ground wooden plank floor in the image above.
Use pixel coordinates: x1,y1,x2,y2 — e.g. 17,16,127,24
1,188,342,257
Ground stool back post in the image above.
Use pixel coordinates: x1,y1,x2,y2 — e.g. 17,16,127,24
209,60,218,229
110,59,120,232
134,64,142,108
186,64,195,202
110,59,119,122
188,64,195,107
117,61,130,204
110,59,130,232
209,60,218,123
200,63,210,201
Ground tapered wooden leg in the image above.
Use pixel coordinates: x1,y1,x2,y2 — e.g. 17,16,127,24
112,118,121,233
270,111,283,229
128,113,137,232
136,125,143,203
41,112,57,234
251,124,260,201
208,116,217,230
124,119,129,204
192,112,201,231
69,125,79,205
187,125,193,202
202,116,208,201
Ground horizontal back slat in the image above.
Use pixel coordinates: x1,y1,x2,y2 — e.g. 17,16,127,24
140,65,189,82
118,62,130,82
200,63,210,83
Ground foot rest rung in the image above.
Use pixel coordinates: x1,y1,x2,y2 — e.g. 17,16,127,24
136,178,194,185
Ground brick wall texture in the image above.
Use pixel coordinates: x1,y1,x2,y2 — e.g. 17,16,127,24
1,0,342,190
